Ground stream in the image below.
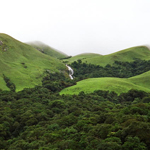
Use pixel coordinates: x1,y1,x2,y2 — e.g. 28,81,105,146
66,64,74,79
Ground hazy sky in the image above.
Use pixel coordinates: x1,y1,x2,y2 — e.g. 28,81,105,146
1,0,150,56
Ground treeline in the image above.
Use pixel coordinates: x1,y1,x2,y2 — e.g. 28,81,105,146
3,74,16,92
1,64,150,149
42,72,76,92
70,59,150,79
0,83,150,149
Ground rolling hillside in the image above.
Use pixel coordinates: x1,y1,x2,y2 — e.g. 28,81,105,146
129,70,150,89
62,53,102,64
60,71,150,95
28,41,68,59
65,46,150,66
0,33,66,91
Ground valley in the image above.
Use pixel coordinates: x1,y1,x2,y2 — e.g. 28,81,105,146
1,33,150,149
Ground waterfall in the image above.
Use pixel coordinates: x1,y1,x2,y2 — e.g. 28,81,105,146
66,64,74,79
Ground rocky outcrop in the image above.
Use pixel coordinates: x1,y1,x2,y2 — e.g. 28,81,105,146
0,41,3,45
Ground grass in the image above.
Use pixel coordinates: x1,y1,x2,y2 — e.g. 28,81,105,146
28,41,68,59
0,76,9,90
129,70,150,89
60,72,150,95
62,53,102,64
65,46,150,66
0,33,66,91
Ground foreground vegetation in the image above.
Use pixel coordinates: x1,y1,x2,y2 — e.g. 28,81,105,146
0,72,150,149
1,86,150,150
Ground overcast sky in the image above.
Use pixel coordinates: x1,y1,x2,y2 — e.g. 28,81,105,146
1,0,150,56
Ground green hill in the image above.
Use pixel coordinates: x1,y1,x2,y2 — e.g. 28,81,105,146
0,33,66,91
62,53,102,64
65,46,150,66
129,70,150,89
28,41,68,59
60,71,150,95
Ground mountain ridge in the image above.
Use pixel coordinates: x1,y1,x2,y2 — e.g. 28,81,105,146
64,46,150,66
27,41,68,59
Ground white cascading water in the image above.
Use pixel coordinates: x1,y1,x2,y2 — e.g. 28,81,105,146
66,64,74,79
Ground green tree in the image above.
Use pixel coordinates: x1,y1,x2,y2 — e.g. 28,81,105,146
122,136,147,150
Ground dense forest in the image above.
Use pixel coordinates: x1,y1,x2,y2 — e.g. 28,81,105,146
1,70,150,149
70,59,150,79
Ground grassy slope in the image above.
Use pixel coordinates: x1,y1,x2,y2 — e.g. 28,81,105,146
60,71,150,95
129,70,150,89
0,33,66,91
28,41,68,59
63,53,102,64
0,76,9,90
65,46,150,66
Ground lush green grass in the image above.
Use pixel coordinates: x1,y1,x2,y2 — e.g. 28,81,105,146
62,53,102,64
60,74,150,95
0,76,9,90
129,70,150,89
65,46,150,66
60,46,150,95
28,41,68,59
0,33,66,91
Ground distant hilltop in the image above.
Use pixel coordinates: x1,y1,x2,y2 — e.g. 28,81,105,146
27,41,68,59
63,46,150,66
